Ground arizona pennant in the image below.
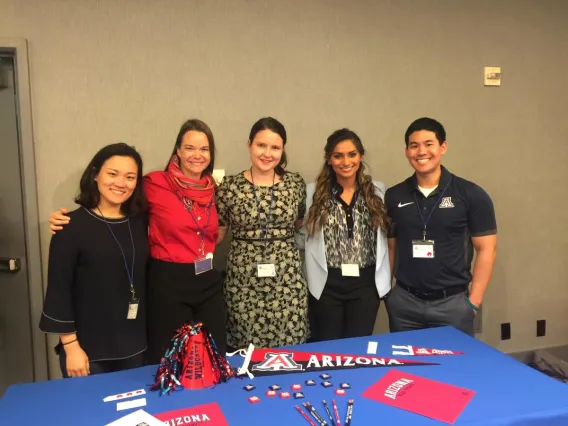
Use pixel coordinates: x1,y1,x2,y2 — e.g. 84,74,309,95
235,345,439,378
392,345,464,356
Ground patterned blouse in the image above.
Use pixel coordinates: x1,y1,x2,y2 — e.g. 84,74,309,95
323,185,377,268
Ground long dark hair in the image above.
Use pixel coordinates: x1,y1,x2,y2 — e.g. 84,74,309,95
306,128,388,235
166,119,216,175
248,117,287,176
75,143,146,216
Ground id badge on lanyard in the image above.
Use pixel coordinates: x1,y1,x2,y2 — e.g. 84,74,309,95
412,240,435,258
257,263,276,277
412,177,452,260
341,264,360,277
341,198,360,277
188,201,213,275
127,296,139,320
195,252,214,275
251,168,277,279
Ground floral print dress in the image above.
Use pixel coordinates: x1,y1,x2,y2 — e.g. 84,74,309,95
216,171,308,349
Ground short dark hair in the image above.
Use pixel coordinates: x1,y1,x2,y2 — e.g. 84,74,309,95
75,143,146,216
248,117,287,176
166,119,216,175
404,117,446,147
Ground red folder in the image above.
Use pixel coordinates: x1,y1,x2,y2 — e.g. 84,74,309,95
362,370,475,424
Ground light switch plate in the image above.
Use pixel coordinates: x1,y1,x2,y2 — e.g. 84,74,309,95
484,66,501,86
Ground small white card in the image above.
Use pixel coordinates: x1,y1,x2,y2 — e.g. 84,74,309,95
412,240,435,258
116,397,146,411
367,341,378,355
341,263,360,277
105,409,163,426
257,263,276,277
104,388,146,402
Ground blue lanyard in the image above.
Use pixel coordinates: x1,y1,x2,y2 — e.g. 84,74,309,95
250,168,275,243
97,208,136,300
413,176,452,240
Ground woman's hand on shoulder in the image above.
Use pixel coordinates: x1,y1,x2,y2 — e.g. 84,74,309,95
49,208,71,235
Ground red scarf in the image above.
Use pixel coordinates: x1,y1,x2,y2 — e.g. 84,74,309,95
166,155,215,207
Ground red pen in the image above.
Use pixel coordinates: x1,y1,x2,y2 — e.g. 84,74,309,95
332,399,341,426
295,404,318,426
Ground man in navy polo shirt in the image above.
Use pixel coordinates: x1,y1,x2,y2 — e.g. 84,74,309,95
385,117,497,336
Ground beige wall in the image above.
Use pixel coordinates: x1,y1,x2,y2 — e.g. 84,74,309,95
1,0,567,378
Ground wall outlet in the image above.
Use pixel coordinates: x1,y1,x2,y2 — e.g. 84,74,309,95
537,319,546,337
501,323,511,340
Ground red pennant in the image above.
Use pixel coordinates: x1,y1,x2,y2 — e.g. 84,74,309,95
236,345,438,378
392,345,464,356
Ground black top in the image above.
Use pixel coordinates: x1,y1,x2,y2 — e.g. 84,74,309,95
39,207,149,362
385,166,496,291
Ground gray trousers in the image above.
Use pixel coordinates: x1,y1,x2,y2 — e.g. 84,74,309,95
386,284,476,336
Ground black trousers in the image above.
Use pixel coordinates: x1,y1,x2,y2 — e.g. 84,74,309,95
58,350,144,378
310,266,380,341
145,258,227,365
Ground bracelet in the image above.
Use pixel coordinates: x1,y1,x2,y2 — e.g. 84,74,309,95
465,297,480,311
62,338,78,346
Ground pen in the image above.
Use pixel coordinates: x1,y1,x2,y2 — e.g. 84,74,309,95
303,401,329,426
344,399,354,426
332,399,341,426
322,400,336,426
295,404,318,426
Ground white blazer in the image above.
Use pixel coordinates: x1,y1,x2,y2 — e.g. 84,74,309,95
299,181,391,300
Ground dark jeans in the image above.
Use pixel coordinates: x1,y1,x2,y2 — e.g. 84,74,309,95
146,258,227,365
386,284,476,336
58,350,144,378
311,266,380,341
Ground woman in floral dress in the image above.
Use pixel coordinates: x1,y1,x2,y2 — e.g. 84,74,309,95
216,117,308,350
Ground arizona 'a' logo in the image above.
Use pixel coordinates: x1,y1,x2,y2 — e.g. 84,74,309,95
251,352,303,372
439,197,455,208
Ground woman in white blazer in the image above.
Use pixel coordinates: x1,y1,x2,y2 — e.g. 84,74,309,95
302,128,391,341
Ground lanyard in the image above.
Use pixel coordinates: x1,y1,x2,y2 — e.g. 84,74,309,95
334,189,358,241
186,200,213,257
97,208,136,300
173,187,213,257
250,168,275,244
413,176,452,240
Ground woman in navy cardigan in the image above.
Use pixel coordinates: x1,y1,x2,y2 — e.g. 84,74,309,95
301,128,391,341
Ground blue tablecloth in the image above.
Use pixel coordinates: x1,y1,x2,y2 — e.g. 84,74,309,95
2,327,568,425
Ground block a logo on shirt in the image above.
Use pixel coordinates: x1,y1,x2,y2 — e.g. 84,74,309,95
439,197,455,208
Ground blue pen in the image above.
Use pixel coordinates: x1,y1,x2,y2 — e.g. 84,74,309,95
344,399,354,426
322,400,336,426
303,402,328,426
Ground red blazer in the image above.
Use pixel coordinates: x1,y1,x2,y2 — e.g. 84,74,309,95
143,171,219,263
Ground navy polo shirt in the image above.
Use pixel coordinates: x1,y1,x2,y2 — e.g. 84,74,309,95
385,166,496,291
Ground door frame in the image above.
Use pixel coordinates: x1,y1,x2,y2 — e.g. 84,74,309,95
0,38,48,382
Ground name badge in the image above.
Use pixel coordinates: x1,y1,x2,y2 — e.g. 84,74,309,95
195,254,213,275
127,299,139,320
257,263,276,277
341,264,360,277
412,240,435,258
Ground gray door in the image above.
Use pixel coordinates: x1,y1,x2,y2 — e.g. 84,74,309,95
0,55,35,396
